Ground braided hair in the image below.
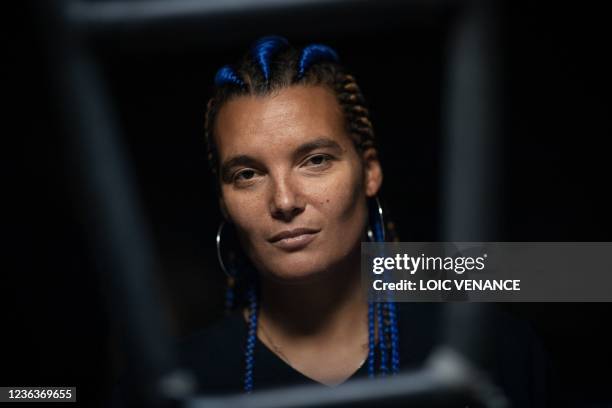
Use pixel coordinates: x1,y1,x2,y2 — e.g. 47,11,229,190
204,36,375,179
205,36,399,393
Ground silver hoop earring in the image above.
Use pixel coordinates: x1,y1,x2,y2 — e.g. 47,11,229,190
367,196,386,242
216,221,235,278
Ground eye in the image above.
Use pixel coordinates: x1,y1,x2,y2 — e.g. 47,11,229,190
233,169,257,183
303,154,332,167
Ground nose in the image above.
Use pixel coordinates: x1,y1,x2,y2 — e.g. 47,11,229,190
269,173,305,222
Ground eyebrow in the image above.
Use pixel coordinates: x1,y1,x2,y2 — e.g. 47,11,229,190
219,137,344,183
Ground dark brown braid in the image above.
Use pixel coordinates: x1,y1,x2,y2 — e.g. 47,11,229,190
333,72,376,152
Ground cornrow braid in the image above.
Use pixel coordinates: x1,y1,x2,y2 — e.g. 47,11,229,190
334,73,376,152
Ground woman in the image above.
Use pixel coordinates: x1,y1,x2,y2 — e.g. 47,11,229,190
200,34,398,390
178,36,545,405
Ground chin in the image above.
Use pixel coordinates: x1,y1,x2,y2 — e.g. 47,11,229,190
259,253,336,284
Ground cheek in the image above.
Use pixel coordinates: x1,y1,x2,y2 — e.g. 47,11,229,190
222,190,266,239
311,164,367,226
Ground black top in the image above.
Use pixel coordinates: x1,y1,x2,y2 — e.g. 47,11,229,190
178,303,547,406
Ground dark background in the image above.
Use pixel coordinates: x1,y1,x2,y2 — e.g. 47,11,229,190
5,1,611,407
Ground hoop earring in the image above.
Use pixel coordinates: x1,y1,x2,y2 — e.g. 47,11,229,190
367,196,386,242
216,221,236,279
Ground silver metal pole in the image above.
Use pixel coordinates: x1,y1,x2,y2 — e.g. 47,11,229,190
441,0,503,242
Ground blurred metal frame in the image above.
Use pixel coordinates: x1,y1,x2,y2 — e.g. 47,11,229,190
67,0,457,47
41,0,505,406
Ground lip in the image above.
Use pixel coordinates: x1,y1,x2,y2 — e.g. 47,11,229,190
268,228,320,251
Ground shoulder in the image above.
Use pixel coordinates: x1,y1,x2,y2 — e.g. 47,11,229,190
176,312,246,394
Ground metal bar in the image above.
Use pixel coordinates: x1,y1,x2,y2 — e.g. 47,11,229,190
441,0,503,242
38,1,193,405
439,1,506,404
66,0,458,49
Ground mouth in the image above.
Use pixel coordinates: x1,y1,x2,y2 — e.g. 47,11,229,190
268,228,320,251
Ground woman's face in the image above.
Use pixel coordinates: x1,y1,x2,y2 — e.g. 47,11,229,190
214,85,382,282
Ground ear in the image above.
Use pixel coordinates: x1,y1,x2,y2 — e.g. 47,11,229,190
362,148,383,197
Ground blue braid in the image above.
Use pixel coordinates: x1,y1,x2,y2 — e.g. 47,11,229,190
387,301,400,374
244,285,258,393
373,212,385,243
367,301,376,378
376,302,388,376
370,199,400,375
383,303,392,372
251,36,289,82
297,44,340,80
214,65,246,88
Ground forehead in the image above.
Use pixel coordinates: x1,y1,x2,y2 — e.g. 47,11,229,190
214,85,349,160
